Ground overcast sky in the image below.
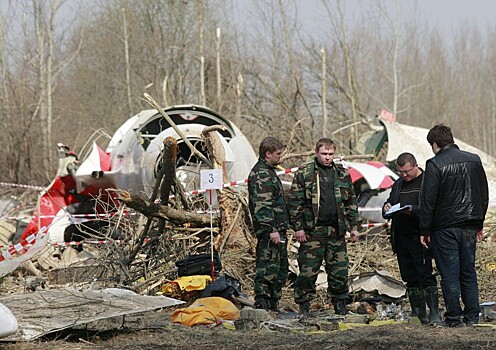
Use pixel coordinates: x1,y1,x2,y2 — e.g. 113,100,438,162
230,0,496,42
2,0,495,39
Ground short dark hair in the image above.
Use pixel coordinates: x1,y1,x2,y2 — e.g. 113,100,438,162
315,138,336,152
396,152,417,167
259,137,284,158
427,124,454,148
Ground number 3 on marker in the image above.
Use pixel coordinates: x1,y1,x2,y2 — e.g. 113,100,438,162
200,169,222,190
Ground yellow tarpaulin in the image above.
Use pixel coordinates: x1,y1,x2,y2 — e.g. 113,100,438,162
171,296,240,326
338,319,396,330
162,275,212,294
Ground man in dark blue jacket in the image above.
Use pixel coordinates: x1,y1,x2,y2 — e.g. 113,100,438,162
419,124,489,327
383,152,440,325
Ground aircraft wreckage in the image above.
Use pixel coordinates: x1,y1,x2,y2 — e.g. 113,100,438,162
355,111,496,222
2,106,495,275
17,104,258,245
2,106,495,338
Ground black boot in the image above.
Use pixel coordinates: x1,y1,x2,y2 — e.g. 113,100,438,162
298,300,310,318
270,298,284,313
408,287,429,324
333,299,348,315
254,297,271,311
270,298,279,311
424,286,443,326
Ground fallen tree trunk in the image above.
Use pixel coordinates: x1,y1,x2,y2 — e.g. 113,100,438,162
202,126,253,253
159,136,178,206
123,136,179,267
116,190,218,227
157,136,178,234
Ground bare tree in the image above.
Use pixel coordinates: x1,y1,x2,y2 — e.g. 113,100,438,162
322,0,361,150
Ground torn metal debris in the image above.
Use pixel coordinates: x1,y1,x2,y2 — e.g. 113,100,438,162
0,287,184,342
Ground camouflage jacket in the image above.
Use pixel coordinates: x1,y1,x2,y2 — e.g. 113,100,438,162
248,157,290,237
287,159,361,235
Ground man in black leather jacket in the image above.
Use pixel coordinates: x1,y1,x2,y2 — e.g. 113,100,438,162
419,124,489,327
383,152,441,325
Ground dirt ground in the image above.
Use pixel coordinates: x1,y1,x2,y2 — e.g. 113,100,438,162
2,306,496,350
1,198,495,349
2,236,495,350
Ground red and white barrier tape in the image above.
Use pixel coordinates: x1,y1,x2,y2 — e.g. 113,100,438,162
0,227,47,261
1,208,379,222
0,181,45,191
358,207,383,212
0,222,389,251
0,209,212,222
0,163,387,258
0,166,302,199
2,166,383,208
361,222,389,228
168,166,301,199
0,213,114,221
0,211,143,221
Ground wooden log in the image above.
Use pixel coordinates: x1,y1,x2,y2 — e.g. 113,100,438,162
157,137,178,234
116,190,218,227
202,126,251,252
159,136,178,206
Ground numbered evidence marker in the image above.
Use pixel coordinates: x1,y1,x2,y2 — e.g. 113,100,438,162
200,168,223,190
200,168,223,281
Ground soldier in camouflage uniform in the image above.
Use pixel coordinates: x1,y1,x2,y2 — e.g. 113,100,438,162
248,137,290,311
288,138,360,316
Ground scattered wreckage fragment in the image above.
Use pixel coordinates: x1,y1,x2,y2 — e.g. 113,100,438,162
0,287,184,342
0,104,258,290
18,104,258,247
357,110,496,208
0,302,18,339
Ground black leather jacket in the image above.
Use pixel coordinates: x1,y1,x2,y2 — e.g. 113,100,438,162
419,144,489,235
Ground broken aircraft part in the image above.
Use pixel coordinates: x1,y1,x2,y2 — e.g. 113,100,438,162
18,105,258,245
357,113,496,207
0,302,18,339
0,288,184,341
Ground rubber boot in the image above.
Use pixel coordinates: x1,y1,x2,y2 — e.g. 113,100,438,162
298,300,310,319
424,286,443,326
407,287,429,324
333,299,348,315
270,298,284,313
254,297,272,311
270,298,279,311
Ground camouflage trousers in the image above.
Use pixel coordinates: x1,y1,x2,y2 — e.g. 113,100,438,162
254,235,289,302
294,226,349,304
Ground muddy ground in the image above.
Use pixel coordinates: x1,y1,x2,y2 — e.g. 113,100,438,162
1,198,495,350
2,235,495,350
2,306,496,350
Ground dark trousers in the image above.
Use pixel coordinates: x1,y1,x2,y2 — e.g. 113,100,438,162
396,234,437,289
430,226,480,325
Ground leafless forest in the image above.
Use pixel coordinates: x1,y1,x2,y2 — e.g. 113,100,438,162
1,0,495,185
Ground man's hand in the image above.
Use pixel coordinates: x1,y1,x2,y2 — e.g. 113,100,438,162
269,231,281,244
349,230,359,242
420,235,430,249
383,203,392,213
295,230,307,242
476,230,484,241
